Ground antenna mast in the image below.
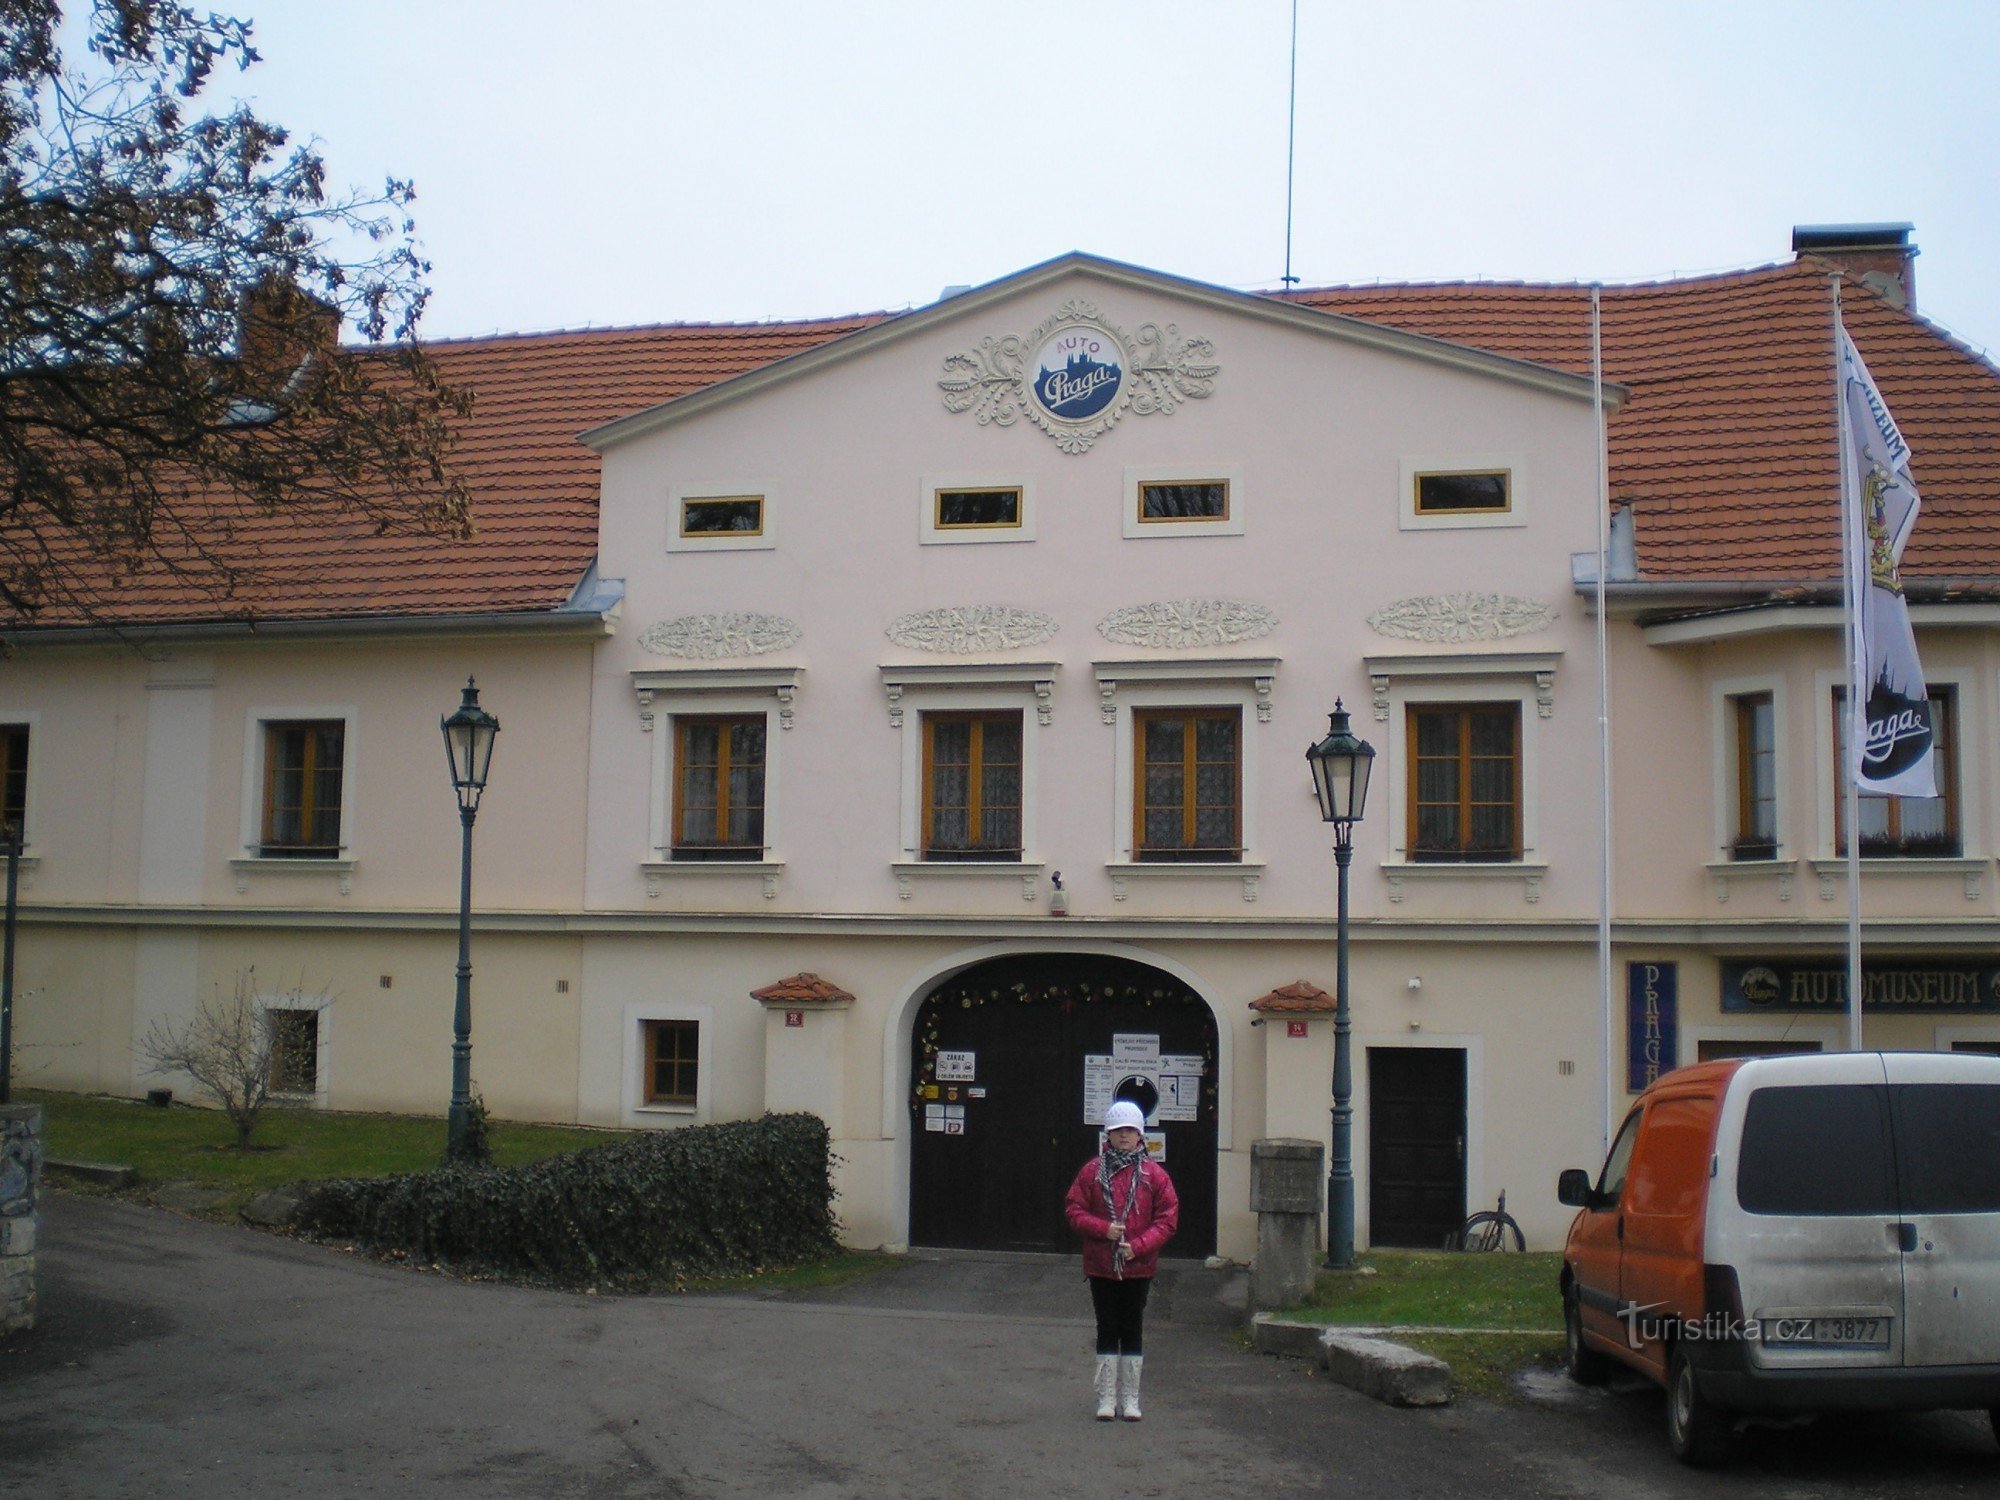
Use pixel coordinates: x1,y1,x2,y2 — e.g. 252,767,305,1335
1282,0,1300,287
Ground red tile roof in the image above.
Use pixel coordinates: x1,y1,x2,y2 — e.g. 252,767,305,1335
1286,259,2000,581
12,253,1995,632
1248,980,1335,1014
749,972,857,1006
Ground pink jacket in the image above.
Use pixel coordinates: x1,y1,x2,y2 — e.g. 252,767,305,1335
1064,1156,1180,1279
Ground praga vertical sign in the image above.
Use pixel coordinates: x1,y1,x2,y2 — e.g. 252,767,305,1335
939,299,1218,455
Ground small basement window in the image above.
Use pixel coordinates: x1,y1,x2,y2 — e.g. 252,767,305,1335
1414,470,1510,516
935,487,1022,531
680,495,765,537
643,1019,700,1106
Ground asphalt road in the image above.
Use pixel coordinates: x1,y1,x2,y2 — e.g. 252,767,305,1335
3,1195,1998,1498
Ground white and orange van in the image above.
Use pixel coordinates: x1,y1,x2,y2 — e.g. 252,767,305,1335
1558,1051,2000,1465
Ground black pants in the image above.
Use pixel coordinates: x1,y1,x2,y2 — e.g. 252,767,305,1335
1088,1275,1150,1355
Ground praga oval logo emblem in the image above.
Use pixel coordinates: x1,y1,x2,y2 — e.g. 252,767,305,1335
1026,321,1124,423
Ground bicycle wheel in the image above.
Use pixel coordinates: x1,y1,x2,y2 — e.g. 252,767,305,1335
1457,1211,1526,1252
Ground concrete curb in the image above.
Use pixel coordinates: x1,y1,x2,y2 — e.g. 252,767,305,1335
1250,1314,1454,1407
44,1158,137,1190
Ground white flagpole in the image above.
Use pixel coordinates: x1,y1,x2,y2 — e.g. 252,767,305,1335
1593,283,1615,1147
1834,277,1865,1051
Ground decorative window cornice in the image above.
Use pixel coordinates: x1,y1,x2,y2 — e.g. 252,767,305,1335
631,665,801,732
878,662,1059,728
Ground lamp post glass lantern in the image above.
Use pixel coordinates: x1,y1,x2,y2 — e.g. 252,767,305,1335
1305,700,1374,1269
441,678,499,1161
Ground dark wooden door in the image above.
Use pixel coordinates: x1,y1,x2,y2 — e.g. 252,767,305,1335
908,955,1217,1256
1368,1047,1465,1248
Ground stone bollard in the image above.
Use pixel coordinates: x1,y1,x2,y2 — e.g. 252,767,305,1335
1,1103,42,1334
1249,1137,1324,1312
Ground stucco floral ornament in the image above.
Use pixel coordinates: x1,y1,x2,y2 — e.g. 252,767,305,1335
886,605,1058,654
938,299,1219,455
1366,593,1558,644
638,612,802,659
1097,598,1276,649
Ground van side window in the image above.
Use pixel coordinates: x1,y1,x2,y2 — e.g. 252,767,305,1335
1626,1096,1710,1217
1891,1084,2000,1214
1596,1108,1642,1203
1739,1084,1896,1216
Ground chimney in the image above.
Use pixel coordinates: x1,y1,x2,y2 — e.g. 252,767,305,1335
236,276,342,377
1792,223,1917,311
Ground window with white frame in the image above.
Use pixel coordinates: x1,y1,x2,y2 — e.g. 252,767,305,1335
920,472,1036,545
634,668,796,877
1366,652,1554,870
1121,464,1244,539
1729,691,1778,860
623,1003,713,1120
1398,454,1526,532
882,664,1053,872
266,1007,322,1094
240,708,356,862
0,719,29,843
666,482,776,553
1095,658,1275,875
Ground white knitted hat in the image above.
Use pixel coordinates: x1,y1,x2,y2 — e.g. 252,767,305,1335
1102,1100,1146,1132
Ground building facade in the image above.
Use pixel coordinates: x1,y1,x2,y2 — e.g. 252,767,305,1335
9,228,1997,1260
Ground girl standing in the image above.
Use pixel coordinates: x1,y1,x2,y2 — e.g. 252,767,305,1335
1064,1099,1181,1421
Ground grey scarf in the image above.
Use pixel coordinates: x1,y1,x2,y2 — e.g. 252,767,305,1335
1098,1145,1148,1278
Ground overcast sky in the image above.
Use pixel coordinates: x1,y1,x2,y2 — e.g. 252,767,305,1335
219,1,2000,356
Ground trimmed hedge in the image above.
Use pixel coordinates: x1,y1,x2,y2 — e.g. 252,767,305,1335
295,1112,838,1288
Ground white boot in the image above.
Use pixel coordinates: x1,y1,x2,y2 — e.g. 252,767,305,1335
1118,1355,1144,1421
1094,1355,1119,1420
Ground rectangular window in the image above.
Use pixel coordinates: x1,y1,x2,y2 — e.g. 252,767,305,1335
1134,708,1240,862
1407,704,1520,862
643,1019,699,1106
1738,1084,1896,1216
265,1009,319,1094
922,712,1022,860
1833,686,1958,857
1731,692,1777,859
1414,469,1510,515
679,495,765,537
1138,480,1229,522
0,724,26,841
672,715,766,860
934,487,1022,531
261,721,345,857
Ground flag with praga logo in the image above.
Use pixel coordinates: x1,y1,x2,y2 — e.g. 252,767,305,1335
1840,326,1936,797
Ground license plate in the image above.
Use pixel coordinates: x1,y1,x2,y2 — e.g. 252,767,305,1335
1762,1317,1889,1347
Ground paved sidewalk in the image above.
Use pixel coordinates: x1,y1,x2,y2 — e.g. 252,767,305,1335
4,1195,1998,1498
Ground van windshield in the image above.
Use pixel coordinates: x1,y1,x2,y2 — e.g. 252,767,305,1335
1739,1082,2000,1216
1738,1084,1896,1216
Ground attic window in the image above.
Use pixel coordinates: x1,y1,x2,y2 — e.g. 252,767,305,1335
935,487,1022,530
1415,470,1509,516
680,495,764,536
1139,480,1229,522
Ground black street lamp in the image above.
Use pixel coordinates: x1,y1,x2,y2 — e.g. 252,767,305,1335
1305,699,1375,1269
440,678,499,1162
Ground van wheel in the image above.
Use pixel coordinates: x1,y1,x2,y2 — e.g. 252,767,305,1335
1563,1285,1609,1385
1665,1345,1731,1467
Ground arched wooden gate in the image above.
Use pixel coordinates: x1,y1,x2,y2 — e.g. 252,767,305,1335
908,954,1218,1256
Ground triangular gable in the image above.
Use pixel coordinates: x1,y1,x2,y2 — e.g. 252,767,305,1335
579,252,1621,453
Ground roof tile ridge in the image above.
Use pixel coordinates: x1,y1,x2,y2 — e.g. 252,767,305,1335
383,310,896,353
1282,257,1808,301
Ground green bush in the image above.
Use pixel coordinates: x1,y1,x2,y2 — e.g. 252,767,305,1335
295,1112,838,1288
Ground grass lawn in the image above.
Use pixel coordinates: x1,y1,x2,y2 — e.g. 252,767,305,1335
24,1088,624,1219
1285,1249,1566,1401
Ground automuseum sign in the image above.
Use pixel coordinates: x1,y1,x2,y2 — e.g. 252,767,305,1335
1722,959,2000,1013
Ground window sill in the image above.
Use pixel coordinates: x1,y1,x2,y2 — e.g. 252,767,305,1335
1106,859,1267,905
633,1102,698,1117
893,859,1044,902
1806,856,1991,902
0,852,39,893
229,856,354,896
642,859,782,900
1380,860,1547,906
